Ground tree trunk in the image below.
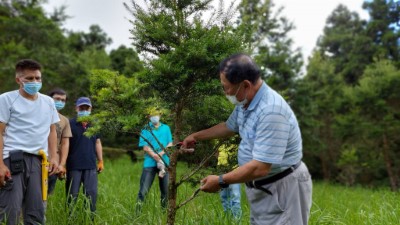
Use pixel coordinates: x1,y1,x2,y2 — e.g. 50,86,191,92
382,134,398,191
166,101,184,225
166,152,178,225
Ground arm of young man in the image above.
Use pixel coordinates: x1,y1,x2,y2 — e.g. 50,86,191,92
96,138,104,173
48,124,59,176
58,137,69,176
0,123,11,187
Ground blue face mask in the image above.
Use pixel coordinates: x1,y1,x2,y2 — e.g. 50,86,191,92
78,110,91,117
54,101,65,110
23,82,42,95
150,116,160,124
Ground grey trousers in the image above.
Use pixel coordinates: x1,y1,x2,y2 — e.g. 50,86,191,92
66,169,98,213
245,162,312,225
0,154,44,225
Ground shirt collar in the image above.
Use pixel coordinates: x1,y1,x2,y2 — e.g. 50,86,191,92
246,81,268,111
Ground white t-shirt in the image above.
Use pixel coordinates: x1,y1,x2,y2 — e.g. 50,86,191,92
0,90,60,158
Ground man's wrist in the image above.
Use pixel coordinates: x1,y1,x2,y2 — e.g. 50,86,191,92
218,174,229,188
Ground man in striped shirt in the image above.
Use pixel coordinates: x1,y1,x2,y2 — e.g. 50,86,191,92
182,53,312,225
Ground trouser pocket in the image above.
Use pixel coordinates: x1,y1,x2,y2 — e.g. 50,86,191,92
9,151,24,174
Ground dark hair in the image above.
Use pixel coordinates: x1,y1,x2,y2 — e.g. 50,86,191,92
218,53,261,84
48,88,67,99
15,59,42,73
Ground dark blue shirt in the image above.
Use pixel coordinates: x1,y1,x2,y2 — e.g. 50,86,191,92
67,118,100,170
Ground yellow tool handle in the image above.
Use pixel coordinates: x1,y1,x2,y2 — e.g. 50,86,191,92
38,150,49,201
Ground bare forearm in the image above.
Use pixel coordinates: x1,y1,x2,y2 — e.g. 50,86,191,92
0,124,4,164
143,146,154,155
59,138,69,166
48,125,58,160
192,123,235,141
96,139,103,161
222,160,271,184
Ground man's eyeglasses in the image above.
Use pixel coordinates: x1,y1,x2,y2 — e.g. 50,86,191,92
53,97,66,102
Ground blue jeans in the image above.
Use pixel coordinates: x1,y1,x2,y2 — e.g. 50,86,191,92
137,167,169,209
220,183,242,219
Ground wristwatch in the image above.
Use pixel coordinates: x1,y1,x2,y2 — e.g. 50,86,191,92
218,175,229,188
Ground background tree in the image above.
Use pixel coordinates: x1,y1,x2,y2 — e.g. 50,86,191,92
296,0,400,190
337,60,400,191
0,0,119,118
316,4,375,85
363,0,400,65
238,0,303,91
292,52,344,180
124,0,244,223
109,45,144,76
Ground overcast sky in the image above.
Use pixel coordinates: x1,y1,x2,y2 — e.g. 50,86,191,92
43,0,368,65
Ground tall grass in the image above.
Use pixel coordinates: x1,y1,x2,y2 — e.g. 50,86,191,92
45,155,400,225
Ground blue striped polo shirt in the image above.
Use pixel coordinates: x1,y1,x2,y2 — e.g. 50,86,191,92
226,82,302,176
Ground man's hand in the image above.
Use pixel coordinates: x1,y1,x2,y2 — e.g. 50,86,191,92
182,135,196,149
48,157,59,176
57,164,66,179
0,163,11,188
97,160,104,173
200,175,220,193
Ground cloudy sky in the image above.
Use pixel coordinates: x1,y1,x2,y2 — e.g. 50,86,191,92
43,0,368,64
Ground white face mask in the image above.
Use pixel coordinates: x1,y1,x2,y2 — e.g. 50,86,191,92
150,115,160,124
225,83,248,106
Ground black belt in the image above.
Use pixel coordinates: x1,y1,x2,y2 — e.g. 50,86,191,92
246,161,302,189
23,152,41,159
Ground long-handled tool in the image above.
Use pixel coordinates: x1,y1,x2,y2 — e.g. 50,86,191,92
38,150,49,201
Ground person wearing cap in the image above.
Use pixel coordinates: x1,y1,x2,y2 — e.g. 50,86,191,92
0,59,59,225
182,54,312,225
47,88,72,196
136,108,173,213
66,97,103,217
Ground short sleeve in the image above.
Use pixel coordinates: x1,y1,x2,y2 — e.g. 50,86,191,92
0,94,11,124
166,125,173,143
62,116,73,138
45,96,60,125
138,129,148,147
225,107,239,132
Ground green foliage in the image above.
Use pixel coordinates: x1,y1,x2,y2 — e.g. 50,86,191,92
317,4,375,85
109,45,144,76
237,0,303,91
126,0,245,146
297,0,400,190
336,146,360,186
292,52,344,180
0,0,67,92
66,25,112,52
0,0,118,120
338,60,400,190
363,0,400,64
86,69,151,137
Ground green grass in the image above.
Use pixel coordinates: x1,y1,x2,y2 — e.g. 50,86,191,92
45,155,400,225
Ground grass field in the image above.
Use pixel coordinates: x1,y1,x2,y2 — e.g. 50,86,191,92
45,155,400,225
